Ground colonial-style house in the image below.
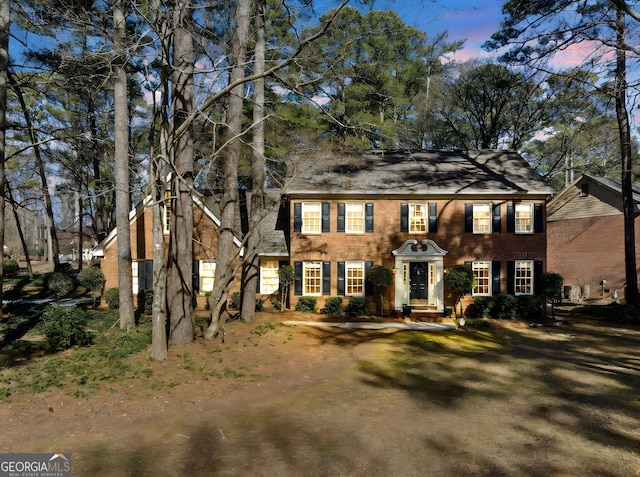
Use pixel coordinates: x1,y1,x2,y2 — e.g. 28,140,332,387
277,149,554,315
547,174,640,303
93,188,288,301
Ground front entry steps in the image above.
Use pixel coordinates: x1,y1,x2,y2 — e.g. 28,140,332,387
399,304,452,322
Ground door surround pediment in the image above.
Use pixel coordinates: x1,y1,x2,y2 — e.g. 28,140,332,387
392,239,448,259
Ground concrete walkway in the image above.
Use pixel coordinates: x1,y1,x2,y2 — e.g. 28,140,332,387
282,320,457,331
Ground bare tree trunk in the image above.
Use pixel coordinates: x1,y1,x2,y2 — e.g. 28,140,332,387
150,0,170,360
615,7,638,305
0,0,8,310
6,184,33,278
205,0,252,339
240,0,266,322
10,75,60,272
114,0,135,329
167,0,195,346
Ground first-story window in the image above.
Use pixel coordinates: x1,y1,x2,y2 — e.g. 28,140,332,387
515,260,533,295
472,261,491,295
304,261,322,295
260,259,280,295
199,260,216,293
346,261,365,296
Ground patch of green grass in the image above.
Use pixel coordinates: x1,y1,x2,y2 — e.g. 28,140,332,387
251,322,277,336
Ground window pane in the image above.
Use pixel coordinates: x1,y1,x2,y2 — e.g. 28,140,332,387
302,203,321,233
472,261,491,295
346,262,364,296
304,262,322,295
515,261,533,295
473,204,491,233
409,203,428,233
515,203,533,233
260,260,280,295
346,203,365,233
200,260,216,293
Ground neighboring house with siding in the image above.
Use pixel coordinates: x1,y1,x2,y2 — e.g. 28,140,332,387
93,188,288,302
547,174,640,303
276,149,554,315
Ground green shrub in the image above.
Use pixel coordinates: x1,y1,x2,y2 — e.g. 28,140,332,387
472,296,495,318
41,306,93,351
136,290,154,313
255,298,264,312
579,303,640,324
104,288,120,309
77,266,106,295
464,318,492,330
271,299,282,311
518,295,542,321
321,296,343,315
345,296,369,316
295,296,317,313
229,292,241,310
493,293,518,319
3,259,19,277
47,272,75,301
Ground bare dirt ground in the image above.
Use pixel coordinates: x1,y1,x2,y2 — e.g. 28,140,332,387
1,309,640,476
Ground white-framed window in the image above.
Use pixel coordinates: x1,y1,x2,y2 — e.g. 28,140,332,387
515,260,533,295
163,192,172,234
303,261,322,295
345,203,365,234
473,203,492,233
302,202,322,234
515,203,534,234
132,261,140,294
472,261,491,296
199,260,216,293
345,261,365,296
260,259,280,295
409,203,429,233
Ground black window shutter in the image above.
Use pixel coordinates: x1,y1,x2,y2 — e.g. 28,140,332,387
322,202,330,232
534,204,543,233
144,260,153,290
192,260,199,293
507,203,515,233
337,203,345,232
337,262,345,295
464,204,473,233
492,261,501,295
429,203,438,233
294,261,302,295
365,261,374,296
506,261,515,294
534,260,543,294
293,203,302,232
322,261,331,295
493,204,501,233
400,203,409,232
365,203,374,232
464,260,472,270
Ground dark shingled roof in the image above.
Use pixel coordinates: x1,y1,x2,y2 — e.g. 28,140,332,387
286,149,553,197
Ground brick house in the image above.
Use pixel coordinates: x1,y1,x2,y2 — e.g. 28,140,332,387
93,189,288,301
547,174,640,303
277,149,554,315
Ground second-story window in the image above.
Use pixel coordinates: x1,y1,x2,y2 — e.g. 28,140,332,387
473,204,492,233
302,202,322,234
409,203,428,233
345,203,365,234
515,203,533,234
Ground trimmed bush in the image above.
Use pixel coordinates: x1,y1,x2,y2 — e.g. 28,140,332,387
321,296,343,315
518,295,543,321
255,298,264,312
77,266,106,295
345,296,369,317
472,296,495,318
41,306,93,351
3,259,19,277
493,293,518,319
464,318,492,330
47,272,75,301
229,292,241,310
295,296,317,313
271,300,282,311
104,288,120,309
